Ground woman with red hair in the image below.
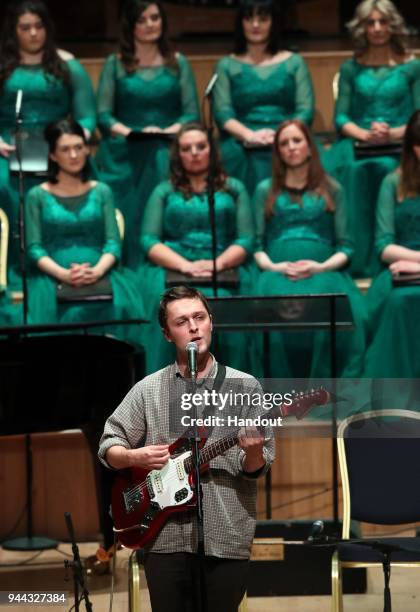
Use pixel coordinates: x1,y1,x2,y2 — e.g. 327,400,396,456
254,120,366,378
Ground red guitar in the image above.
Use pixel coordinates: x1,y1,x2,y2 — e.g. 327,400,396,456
111,388,329,549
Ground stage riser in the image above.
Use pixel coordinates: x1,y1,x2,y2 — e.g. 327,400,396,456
248,520,366,596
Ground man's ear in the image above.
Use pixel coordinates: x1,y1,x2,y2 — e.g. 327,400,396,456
210,314,213,331
162,327,172,343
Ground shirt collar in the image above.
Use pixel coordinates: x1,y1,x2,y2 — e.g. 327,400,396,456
174,354,217,387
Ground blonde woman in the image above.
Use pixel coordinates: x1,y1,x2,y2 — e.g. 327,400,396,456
329,0,420,277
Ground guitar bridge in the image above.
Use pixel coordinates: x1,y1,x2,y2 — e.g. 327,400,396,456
123,486,143,514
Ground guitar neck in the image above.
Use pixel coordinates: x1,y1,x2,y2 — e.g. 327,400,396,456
183,434,238,474
200,433,239,465
183,388,328,473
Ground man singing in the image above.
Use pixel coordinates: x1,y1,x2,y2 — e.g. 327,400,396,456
99,285,275,612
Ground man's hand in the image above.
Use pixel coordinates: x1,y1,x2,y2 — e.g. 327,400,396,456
128,444,170,470
238,426,265,473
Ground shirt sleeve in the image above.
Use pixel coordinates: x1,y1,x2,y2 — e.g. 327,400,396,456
98,383,147,468
66,58,97,135
97,54,119,133
334,60,355,131
228,178,254,254
26,187,49,263
140,181,171,255
213,58,237,127
235,378,276,480
331,180,354,259
291,55,315,125
375,172,399,255
253,179,271,252
98,183,122,260
176,54,200,124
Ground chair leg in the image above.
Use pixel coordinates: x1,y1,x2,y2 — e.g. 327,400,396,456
129,550,141,612
331,550,343,612
238,591,247,612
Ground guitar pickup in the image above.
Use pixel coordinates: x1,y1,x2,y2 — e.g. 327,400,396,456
146,472,163,497
176,462,186,480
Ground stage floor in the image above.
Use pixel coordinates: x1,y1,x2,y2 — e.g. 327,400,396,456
1,538,420,611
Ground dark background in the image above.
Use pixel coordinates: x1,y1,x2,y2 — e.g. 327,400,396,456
0,0,418,48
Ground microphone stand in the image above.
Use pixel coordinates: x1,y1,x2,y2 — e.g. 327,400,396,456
64,512,93,612
203,81,218,298
2,109,57,552
188,348,207,612
14,102,29,325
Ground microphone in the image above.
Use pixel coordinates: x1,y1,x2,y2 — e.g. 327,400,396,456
15,89,23,121
186,341,198,377
204,73,218,98
308,520,324,541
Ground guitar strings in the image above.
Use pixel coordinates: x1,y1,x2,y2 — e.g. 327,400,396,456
123,436,238,500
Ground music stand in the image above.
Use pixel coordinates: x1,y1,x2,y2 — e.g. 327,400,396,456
0,318,147,551
206,293,354,524
283,534,420,612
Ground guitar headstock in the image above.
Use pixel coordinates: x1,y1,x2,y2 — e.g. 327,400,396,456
282,388,330,420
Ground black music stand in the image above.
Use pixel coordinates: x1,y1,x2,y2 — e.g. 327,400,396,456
206,293,354,524
0,319,147,551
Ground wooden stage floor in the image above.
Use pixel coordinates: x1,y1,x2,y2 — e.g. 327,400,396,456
1,539,420,612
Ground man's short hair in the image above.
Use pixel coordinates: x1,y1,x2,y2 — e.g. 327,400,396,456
158,285,212,329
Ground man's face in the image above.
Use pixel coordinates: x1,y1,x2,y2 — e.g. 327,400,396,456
163,297,212,358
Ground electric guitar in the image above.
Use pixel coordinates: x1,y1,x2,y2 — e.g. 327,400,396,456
111,388,329,549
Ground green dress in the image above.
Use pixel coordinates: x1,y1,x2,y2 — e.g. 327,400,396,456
0,294,22,327
96,53,199,269
213,54,314,195
328,57,420,277
365,172,420,378
139,177,254,374
0,59,97,290
254,178,367,378
25,182,145,349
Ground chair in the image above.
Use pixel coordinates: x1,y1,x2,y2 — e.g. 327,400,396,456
115,207,125,240
128,551,141,612
0,208,9,289
331,409,420,612
315,72,340,147
332,72,340,101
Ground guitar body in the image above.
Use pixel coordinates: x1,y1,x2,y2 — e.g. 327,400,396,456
112,438,199,549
